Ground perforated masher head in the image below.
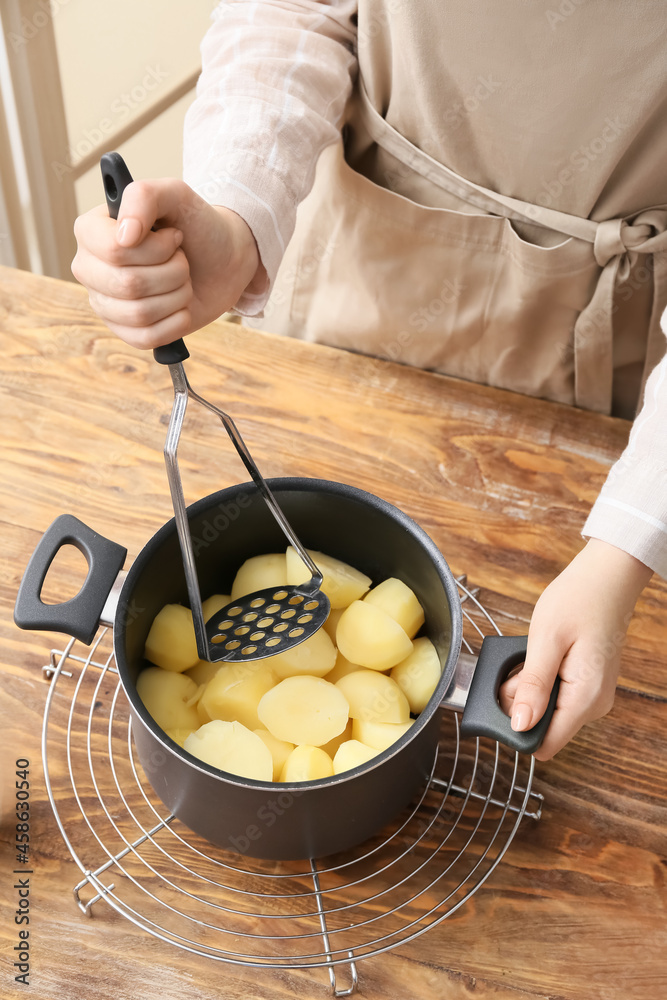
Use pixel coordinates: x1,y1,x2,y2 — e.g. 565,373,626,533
101,152,330,663
206,586,330,661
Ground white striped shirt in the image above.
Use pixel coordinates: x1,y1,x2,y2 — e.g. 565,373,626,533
182,0,667,579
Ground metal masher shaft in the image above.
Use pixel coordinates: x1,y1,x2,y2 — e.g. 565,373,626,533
163,364,324,661
186,382,323,587
100,151,325,663
162,363,208,658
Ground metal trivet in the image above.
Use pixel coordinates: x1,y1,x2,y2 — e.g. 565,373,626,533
39,576,544,997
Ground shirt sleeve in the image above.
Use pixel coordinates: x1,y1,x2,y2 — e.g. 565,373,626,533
182,0,358,315
582,306,667,578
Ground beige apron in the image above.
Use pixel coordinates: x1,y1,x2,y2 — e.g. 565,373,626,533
258,0,667,417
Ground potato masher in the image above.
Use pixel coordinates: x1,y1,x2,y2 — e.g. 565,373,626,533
100,153,330,663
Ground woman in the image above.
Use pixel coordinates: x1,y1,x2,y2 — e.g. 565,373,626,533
72,0,667,759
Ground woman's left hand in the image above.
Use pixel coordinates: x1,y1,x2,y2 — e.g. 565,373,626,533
499,538,652,760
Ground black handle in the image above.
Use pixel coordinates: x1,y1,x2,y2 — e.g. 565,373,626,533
99,151,189,367
100,151,133,222
14,515,127,644
460,634,560,754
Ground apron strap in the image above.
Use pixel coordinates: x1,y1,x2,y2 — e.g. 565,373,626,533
640,250,667,401
356,77,598,242
356,77,667,413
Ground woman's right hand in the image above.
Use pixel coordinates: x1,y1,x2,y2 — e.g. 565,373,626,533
71,178,263,349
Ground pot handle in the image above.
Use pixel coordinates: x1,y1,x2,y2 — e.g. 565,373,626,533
14,514,127,644
460,634,560,754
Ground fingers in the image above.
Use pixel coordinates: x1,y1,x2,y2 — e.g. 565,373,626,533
115,177,195,239
505,630,619,761
497,670,520,715
530,665,615,761
103,309,192,350
530,694,585,761
88,280,193,330
509,625,566,736
78,178,193,252
72,204,193,348
73,206,183,268
74,244,190,300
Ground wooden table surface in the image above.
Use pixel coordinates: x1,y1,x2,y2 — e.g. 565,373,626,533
1,265,665,1000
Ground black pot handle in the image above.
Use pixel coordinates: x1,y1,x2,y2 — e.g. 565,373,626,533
99,151,189,367
14,514,127,644
460,634,560,754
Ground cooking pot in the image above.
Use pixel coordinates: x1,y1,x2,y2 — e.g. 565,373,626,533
14,478,558,859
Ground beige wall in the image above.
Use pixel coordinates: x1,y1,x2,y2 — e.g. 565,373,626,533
53,0,217,214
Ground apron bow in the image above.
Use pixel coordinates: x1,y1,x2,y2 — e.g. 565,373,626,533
594,210,667,269
578,209,667,412
356,76,667,414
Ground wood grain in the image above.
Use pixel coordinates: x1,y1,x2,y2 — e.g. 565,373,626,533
1,265,666,1000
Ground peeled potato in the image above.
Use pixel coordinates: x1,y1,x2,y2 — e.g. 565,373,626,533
352,717,413,751
363,578,425,639
231,554,287,600
285,547,371,608
269,627,337,678
253,728,295,781
258,675,349,746
391,637,441,713
197,696,213,725
165,727,195,748
137,666,201,731
323,607,345,642
184,720,273,781
202,593,232,623
333,740,378,774
324,652,364,685
336,601,413,671
144,604,199,673
185,659,223,687
319,718,353,758
280,744,334,782
200,662,278,731
335,670,410,724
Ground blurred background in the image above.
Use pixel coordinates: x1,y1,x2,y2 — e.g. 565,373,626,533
0,0,217,279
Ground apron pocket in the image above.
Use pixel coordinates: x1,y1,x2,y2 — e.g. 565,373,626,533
285,142,602,405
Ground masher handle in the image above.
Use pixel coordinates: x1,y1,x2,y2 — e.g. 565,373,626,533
99,151,189,366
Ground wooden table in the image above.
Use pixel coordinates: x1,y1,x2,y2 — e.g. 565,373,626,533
1,265,665,1000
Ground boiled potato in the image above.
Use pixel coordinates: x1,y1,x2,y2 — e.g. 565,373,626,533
136,666,201,731
199,662,278,731
324,652,364,685
335,670,410,724
323,607,345,642
165,727,195,748
231,554,287,600
279,744,334,782
285,547,371,608
336,601,413,671
333,740,378,774
319,718,353,758
391,637,441,713
202,593,232,623
197,695,213,725
253,728,295,781
185,658,223,687
144,604,199,673
184,720,273,781
270,627,337,679
258,675,349,746
363,578,424,639
352,718,413,751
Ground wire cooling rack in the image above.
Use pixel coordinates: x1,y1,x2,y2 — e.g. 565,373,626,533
39,576,543,997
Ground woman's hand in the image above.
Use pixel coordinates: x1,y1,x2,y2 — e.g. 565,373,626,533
71,178,263,349
499,538,652,760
